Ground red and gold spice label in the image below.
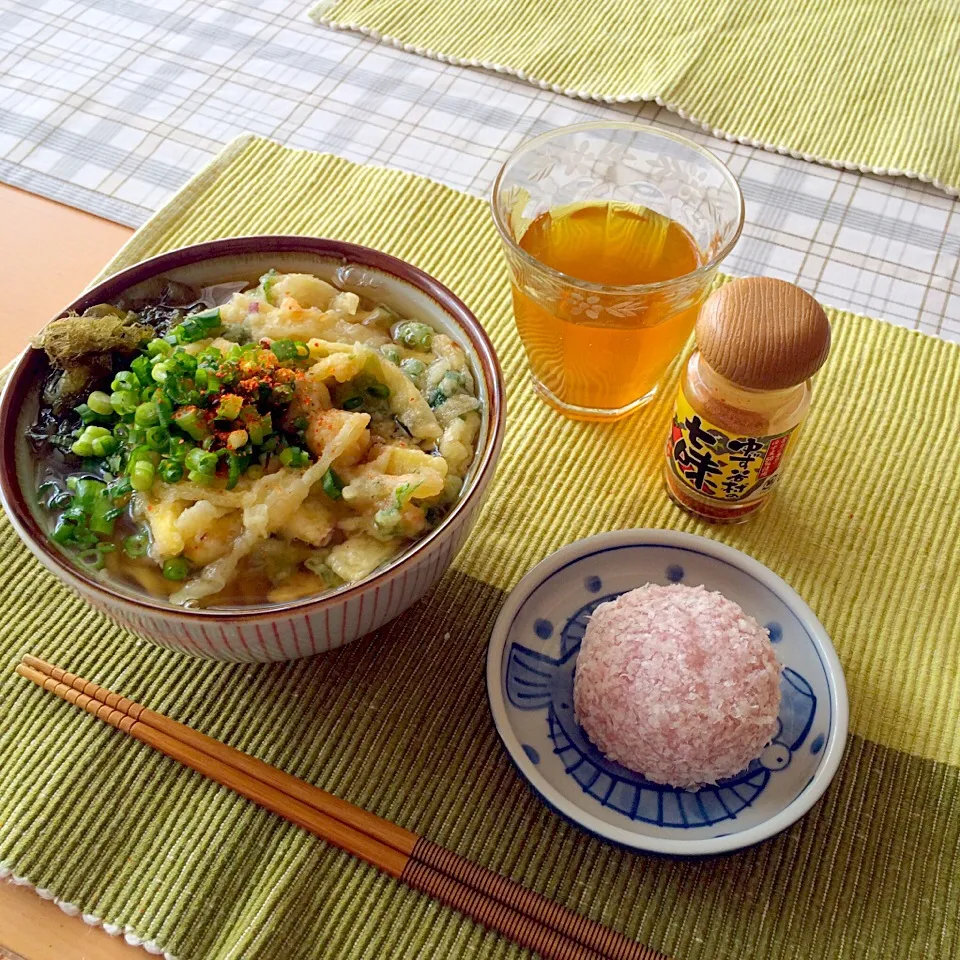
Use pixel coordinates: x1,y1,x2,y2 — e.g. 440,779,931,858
666,384,799,503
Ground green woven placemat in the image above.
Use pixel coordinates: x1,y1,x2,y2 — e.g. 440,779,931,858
311,0,960,194
2,135,959,960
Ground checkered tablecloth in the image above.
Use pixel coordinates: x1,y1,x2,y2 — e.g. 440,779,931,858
1,0,958,339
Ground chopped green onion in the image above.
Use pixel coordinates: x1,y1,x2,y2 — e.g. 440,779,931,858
185,448,217,476
196,345,224,364
112,370,140,392
158,459,184,483
106,476,133,501
130,460,156,492
186,470,213,486
110,390,139,416
90,434,118,457
127,445,157,468
380,345,401,365
130,357,151,385
72,478,104,507
216,394,244,420
73,403,103,425
426,387,445,408
374,506,400,535
270,383,294,405
147,339,173,358
162,557,190,581
123,533,149,558
50,518,77,545
278,446,309,468
395,480,421,508
134,402,159,428
245,410,272,445
172,406,209,441
167,436,191,461
322,468,343,501
144,425,169,450
394,321,433,350
78,547,106,569
154,393,173,424
260,269,280,304
367,383,390,399
400,358,425,380
270,339,301,361
71,426,111,457
173,307,222,344
87,391,114,417
89,494,119,535
438,371,465,398
343,396,364,411
226,453,249,490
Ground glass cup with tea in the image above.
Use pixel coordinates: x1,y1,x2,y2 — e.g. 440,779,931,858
491,122,744,421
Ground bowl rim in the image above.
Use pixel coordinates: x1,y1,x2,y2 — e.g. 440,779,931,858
485,528,849,857
0,234,506,621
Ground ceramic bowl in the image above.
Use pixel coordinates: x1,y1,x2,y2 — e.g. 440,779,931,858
0,236,505,662
486,529,847,856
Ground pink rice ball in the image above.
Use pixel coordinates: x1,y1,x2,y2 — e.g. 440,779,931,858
573,583,781,789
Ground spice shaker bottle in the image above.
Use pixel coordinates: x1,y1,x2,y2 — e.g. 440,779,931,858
664,277,831,523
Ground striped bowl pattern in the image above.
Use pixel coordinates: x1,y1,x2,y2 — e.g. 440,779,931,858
57,500,477,662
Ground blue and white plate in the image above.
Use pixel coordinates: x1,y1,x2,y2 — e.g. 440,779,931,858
486,529,848,856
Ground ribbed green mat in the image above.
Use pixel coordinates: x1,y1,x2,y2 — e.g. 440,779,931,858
2,136,959,960
311,0,960,194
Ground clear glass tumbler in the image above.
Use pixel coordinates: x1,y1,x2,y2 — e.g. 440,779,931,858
491,122,744,421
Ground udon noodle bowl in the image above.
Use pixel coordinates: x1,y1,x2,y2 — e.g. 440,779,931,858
27,270,482,607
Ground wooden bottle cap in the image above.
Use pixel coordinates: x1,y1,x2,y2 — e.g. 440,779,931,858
696,277,831,390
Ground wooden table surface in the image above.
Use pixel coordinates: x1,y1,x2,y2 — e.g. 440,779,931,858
0,183,132,366
0,183,140,959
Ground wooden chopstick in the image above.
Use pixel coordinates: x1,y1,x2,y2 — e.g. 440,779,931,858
18,657,668,960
